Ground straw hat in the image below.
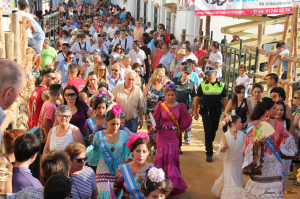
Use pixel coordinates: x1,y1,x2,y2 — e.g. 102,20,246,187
178,48,186,55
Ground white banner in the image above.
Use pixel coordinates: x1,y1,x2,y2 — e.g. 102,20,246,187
195,0,293,16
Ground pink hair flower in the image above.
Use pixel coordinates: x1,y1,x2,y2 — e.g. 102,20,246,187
126,132,150,149
111,104,122,115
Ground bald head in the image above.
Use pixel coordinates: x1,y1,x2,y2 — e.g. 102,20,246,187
0,59,27,110
93,56,101,63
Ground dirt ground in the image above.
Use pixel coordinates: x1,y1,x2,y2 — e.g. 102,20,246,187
141,116,300,199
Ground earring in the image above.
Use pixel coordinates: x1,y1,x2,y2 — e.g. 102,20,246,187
264,112,270,121
233,127,236,131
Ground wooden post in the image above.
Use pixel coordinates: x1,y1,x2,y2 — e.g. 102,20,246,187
5,33,14,60
22,16,28,65
198,19,203,42
205,16,210,39
0,8,5,58
10,12,21,64
256,23,264,73
0,157,6,193
181,29,186,44
268,45,276,74
294,9,299,81
286,6,298,105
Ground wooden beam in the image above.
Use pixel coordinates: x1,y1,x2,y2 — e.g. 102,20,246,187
198,19,203,42
181,29,186,44
257,24,264,73
10,12,21,64
228,15,271,21
268,45,276,74
282,15,291,43
5,33,14,60
21,16,28,65
205,16,210,39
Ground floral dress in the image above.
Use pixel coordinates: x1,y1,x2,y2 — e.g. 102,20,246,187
145,83,165,150
113,164,173,199
293,108,300,163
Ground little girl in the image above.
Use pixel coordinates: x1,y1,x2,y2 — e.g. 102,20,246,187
211,110,246,199
120,112,132,136
90,49,100,63
141,167,172,199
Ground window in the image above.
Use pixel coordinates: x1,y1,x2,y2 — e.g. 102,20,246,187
166,12,171,33
154,7,158,31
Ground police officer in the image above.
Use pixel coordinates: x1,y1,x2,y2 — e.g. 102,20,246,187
193,66,228,162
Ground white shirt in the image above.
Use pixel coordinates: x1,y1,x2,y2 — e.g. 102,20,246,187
70,35,91,46
90,44,108,61
186,53,198,63
85,63,95,80
128,49,146,65
236,75,250,98
63,25,76,31
0,106,6,149
111,37,133,51
107,26,118,38
19,11,33,38
120,63,131,77
55,52,66,63
70,41,91,60
205,50,223,78
146,28,153,34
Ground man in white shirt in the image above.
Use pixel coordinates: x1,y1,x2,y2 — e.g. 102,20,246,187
107,22,118,41
120,55,132,76
203,41,223,80
54,43,70,68
70,34,91,61
63,20,76,31
145,22,153,34
128,40,146,76
69,27,90,46
110,30,133,54
90,37,109,63
185,44,198,63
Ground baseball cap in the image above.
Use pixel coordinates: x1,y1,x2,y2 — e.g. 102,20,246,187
183,65,193,74
204,66,218,75
171,45,180,50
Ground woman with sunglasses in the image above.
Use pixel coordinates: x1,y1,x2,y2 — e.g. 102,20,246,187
61,30,71,44
87,105,130,199
110,44,124,66
93,62,109,84
56,51,77,89
65,142,97,199
132,62,146,92
43,105,85,158
55,39,64,54
53,85,92,135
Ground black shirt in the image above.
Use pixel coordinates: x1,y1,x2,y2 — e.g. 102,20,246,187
172,76,196,107
140,45,151,72
197,80,227,110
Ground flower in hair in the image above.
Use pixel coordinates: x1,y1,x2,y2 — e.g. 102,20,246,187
110,105,122,115
270,92,278,102
147,167,165,183
126,132,150,149
95,91,113,106
224,110,235,124
165,81,175,91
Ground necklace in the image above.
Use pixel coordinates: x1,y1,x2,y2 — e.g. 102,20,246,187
110,142,116,152
234,136,237,140
59,125,70,137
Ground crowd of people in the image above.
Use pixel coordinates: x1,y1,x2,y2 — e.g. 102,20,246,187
0,0,299,198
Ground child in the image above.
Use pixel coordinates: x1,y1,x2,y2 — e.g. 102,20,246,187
211,110,246,199
141,167,172,199
120,112,132,136
90,49,100,63
79,92,89,106
266,42,289,85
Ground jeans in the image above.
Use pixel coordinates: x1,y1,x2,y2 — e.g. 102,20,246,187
125,117,138,133
184,127,192,141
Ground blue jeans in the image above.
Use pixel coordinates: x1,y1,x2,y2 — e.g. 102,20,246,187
184,126,192,141
125,117,138,133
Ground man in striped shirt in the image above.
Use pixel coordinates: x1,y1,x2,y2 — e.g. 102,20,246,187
112,70,144,133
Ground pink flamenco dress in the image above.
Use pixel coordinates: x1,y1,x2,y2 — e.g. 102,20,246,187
151,102,192,195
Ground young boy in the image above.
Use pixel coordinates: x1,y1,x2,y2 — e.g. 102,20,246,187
38,84,61,147
267,42,289,80
67,63,85,92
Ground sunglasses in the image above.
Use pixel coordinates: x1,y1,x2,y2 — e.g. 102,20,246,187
73,156,88,163
57,45,62,46
134,70,141,73
99,69,106,72
116,48,122,50
64,93,77,97
59,114,70,119
111,69,118,72
47,76,56,80
68,56,74,59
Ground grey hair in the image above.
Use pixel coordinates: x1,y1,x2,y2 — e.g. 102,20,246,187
80,47,87,53
195,42,202,47
123,55,131,60
82,54,90,62
44,38,50,43
0,59,26,93
124,69,137,78
55,105,72,119
116,56,123,63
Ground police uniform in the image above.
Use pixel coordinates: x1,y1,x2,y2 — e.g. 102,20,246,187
197,78,227,158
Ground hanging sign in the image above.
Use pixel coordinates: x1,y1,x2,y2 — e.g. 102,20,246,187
195,0,293,16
